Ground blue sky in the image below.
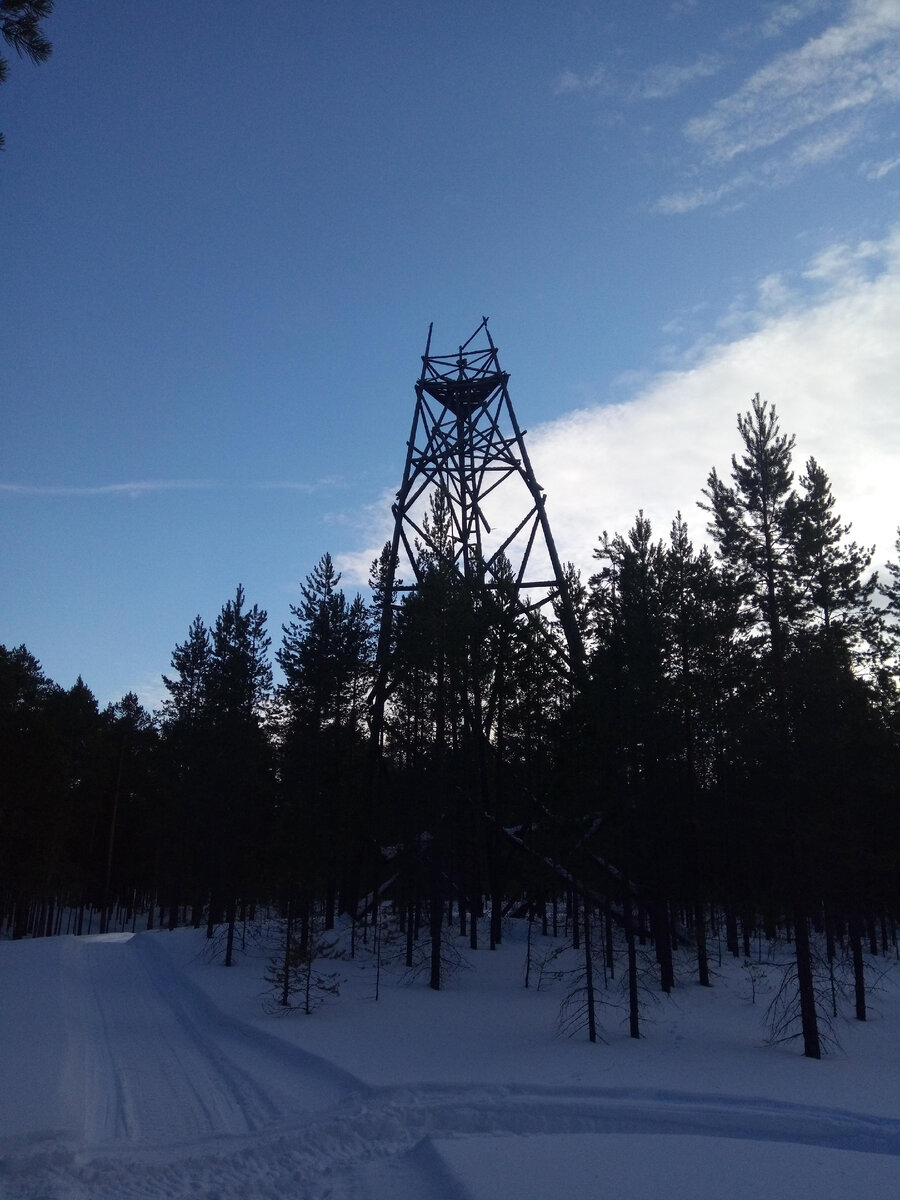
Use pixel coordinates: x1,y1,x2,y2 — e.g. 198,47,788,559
3,0,899,709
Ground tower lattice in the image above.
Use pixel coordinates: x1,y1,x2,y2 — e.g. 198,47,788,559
371,319,584,734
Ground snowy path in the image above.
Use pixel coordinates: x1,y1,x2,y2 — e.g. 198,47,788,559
1,932,898,1199
4,1077,900,1199
62,933,358,1145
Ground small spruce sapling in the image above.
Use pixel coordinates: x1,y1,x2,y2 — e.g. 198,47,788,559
265,906,341,1015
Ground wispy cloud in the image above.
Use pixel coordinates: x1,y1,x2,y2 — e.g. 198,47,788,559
684,1,900,163
760,0,836,39
553,66,607,95
631,53,724,100
0,479,215,498
335,495,395,586
801,234,885,283
255,476,343,493
790,120,860,163
654,178,746,213
651,1,900,211
555,53,724,101
654,119,859,212
862,150,900,177
559,1,899,212
132,672,171,715
0,477,348,498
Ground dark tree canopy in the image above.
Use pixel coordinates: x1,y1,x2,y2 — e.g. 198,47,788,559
0,0,53,150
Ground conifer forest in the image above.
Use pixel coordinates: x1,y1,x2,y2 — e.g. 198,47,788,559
3,394,899,1060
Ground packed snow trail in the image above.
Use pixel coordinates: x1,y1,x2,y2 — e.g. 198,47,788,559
4,1079,900,1199
59,933,361,1146
1,931,898,1199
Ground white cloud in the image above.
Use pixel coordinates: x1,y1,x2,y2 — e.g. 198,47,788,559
0,477,347,499
335,493,396,587
256,477,343,492
862,151,900,176
133,672,171,715
802,235,883,282
655,120,860,211
345,229,900,588
0,480,214,498
554,66,607,95
654,178,745,213
522,226,900,576
685,0,900,164
631,54,724,100
755,271,797,310
790,121,860,164
761,1,836,39
556,54,723,103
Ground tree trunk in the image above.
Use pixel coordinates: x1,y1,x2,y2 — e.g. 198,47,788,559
849,912,866,1022
583,895,597,1043
224,897,237,967
725,907,739,958
406,896,415,969
429,893,442,991
623,886,640,1039
653,899,674,994
695,900,711,987
604,893,615,979
793,905,821,1059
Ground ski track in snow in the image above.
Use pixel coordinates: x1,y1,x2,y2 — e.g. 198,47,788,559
65,934,358,1145
1,934,898,1200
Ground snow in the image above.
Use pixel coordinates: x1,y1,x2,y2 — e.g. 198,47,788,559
1,917,898,1199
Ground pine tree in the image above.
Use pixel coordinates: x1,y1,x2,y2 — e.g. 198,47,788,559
703,394,801,717
588,514,679,997
589,515,668,850
209,586,272,725
206,586,274,964
162,616,211,730
703,396,820,1057
280,554,347,730
98,693,157,934
879,528,900,672
278,555,373,930
661,516,730,986
0,646,62,936
161,616,216,928
794,457,878,658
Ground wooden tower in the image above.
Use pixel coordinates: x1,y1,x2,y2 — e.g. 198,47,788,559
370,319,584,734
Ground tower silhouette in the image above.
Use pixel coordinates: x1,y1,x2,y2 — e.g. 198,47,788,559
371,319,584,735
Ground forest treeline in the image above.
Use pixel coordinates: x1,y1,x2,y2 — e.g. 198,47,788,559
3,397,899,1055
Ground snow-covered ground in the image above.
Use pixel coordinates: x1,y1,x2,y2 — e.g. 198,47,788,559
1,916,898,1199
